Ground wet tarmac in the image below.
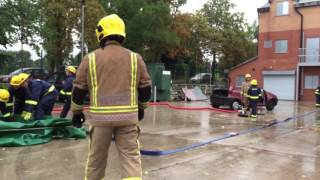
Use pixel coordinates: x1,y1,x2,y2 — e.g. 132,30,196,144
1,101,320,180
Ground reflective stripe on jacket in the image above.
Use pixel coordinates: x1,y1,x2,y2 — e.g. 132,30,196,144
21,80,56,113
315,88,320,95
88,52,138,114
72,41,151,126
60,75,75,96
247,86,262,100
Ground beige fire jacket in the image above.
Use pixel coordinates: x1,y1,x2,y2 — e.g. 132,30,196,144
72,41,151,126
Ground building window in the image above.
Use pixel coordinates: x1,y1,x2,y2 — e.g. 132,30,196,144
275,40,288,53
298,0,319,3
236,75,245,87
304,75,319,89
276,1,289,16
264,40,272,48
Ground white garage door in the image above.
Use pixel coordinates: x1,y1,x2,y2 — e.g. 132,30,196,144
263,72,295,100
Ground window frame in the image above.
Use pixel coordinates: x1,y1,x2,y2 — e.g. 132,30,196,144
275,40,288,54
276,1,289,16
304,75,319,89
264,40,272,48
236,75,245,87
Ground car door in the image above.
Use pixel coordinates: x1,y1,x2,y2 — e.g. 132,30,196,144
202,74,211,83
211,89,230,106
33,69,46,79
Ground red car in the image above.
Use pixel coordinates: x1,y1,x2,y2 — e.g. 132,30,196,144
210,86,278,111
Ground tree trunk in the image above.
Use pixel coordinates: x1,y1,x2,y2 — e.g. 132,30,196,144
211,51,216,84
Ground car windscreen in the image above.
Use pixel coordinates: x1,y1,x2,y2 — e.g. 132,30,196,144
10,69,23,75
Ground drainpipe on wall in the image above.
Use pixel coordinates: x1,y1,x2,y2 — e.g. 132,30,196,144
294,7,304,49
294,6,304,101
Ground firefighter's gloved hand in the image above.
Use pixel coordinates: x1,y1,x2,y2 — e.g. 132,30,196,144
21,111,27,118
72,112,85,128
23,112,32,121
3,115,14,122
138,108,144,121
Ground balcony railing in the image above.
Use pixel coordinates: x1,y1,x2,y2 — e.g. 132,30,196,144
294,0,320,7
298,48,320,64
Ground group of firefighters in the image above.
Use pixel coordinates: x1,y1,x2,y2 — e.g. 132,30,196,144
0,66,76,121
240,73,320,120
239,74,263,120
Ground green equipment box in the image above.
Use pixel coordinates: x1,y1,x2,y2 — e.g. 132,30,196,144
147,63,171,101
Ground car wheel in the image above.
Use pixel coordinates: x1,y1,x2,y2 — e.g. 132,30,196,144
231,100,240,110
266,101,275,111
212,104,219,108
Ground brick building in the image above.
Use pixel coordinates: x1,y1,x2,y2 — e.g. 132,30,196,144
228,0,320,101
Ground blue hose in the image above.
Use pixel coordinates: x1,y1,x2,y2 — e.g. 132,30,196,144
141,110,318,156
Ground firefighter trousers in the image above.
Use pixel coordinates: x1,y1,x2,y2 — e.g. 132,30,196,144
316,95,320,107
85,124,142,180
60,96,71,118
34,91,58,120
249,100,258,116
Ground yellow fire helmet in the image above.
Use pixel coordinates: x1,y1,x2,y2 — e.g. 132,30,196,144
251,79,258,86
245,74,252,78
66,66,76,74
10,73,30,86
95,14,126,43
0,89,10,103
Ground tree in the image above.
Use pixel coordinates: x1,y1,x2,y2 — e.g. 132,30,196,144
164,13,193,60
0,50,33,74
0,1,15,46
39,0,80,72
100,0,179,62
201,0,257,76
0,0,39,49
81,0,106,52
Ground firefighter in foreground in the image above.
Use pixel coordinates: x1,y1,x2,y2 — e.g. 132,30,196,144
315,86,320,108
8,73,58,120
60,66,76,118
247,79,262,120
0,89,14,121
71,14,151,180
239,73,252,116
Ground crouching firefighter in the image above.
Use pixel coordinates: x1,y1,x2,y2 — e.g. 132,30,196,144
71,14,151,180
247,79,262,121
0,89,14,121
9,73,58,120
315,86,320,108
60,66,76,118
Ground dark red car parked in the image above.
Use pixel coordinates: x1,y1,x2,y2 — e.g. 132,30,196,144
210,86,278,111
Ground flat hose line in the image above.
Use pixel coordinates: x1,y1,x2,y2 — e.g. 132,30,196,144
50,103,318,156
0,103,234,132
140,109,319,156
52,102,237,113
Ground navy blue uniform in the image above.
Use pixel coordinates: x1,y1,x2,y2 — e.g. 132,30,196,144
0,101,13,120
8,80,58,120
247,86,262,118
315,86,320,107
60,74,75,118
0,89,13,119
8,86,26,115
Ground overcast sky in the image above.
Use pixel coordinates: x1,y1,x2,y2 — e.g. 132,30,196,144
181,0,268,24
3,0,268,60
